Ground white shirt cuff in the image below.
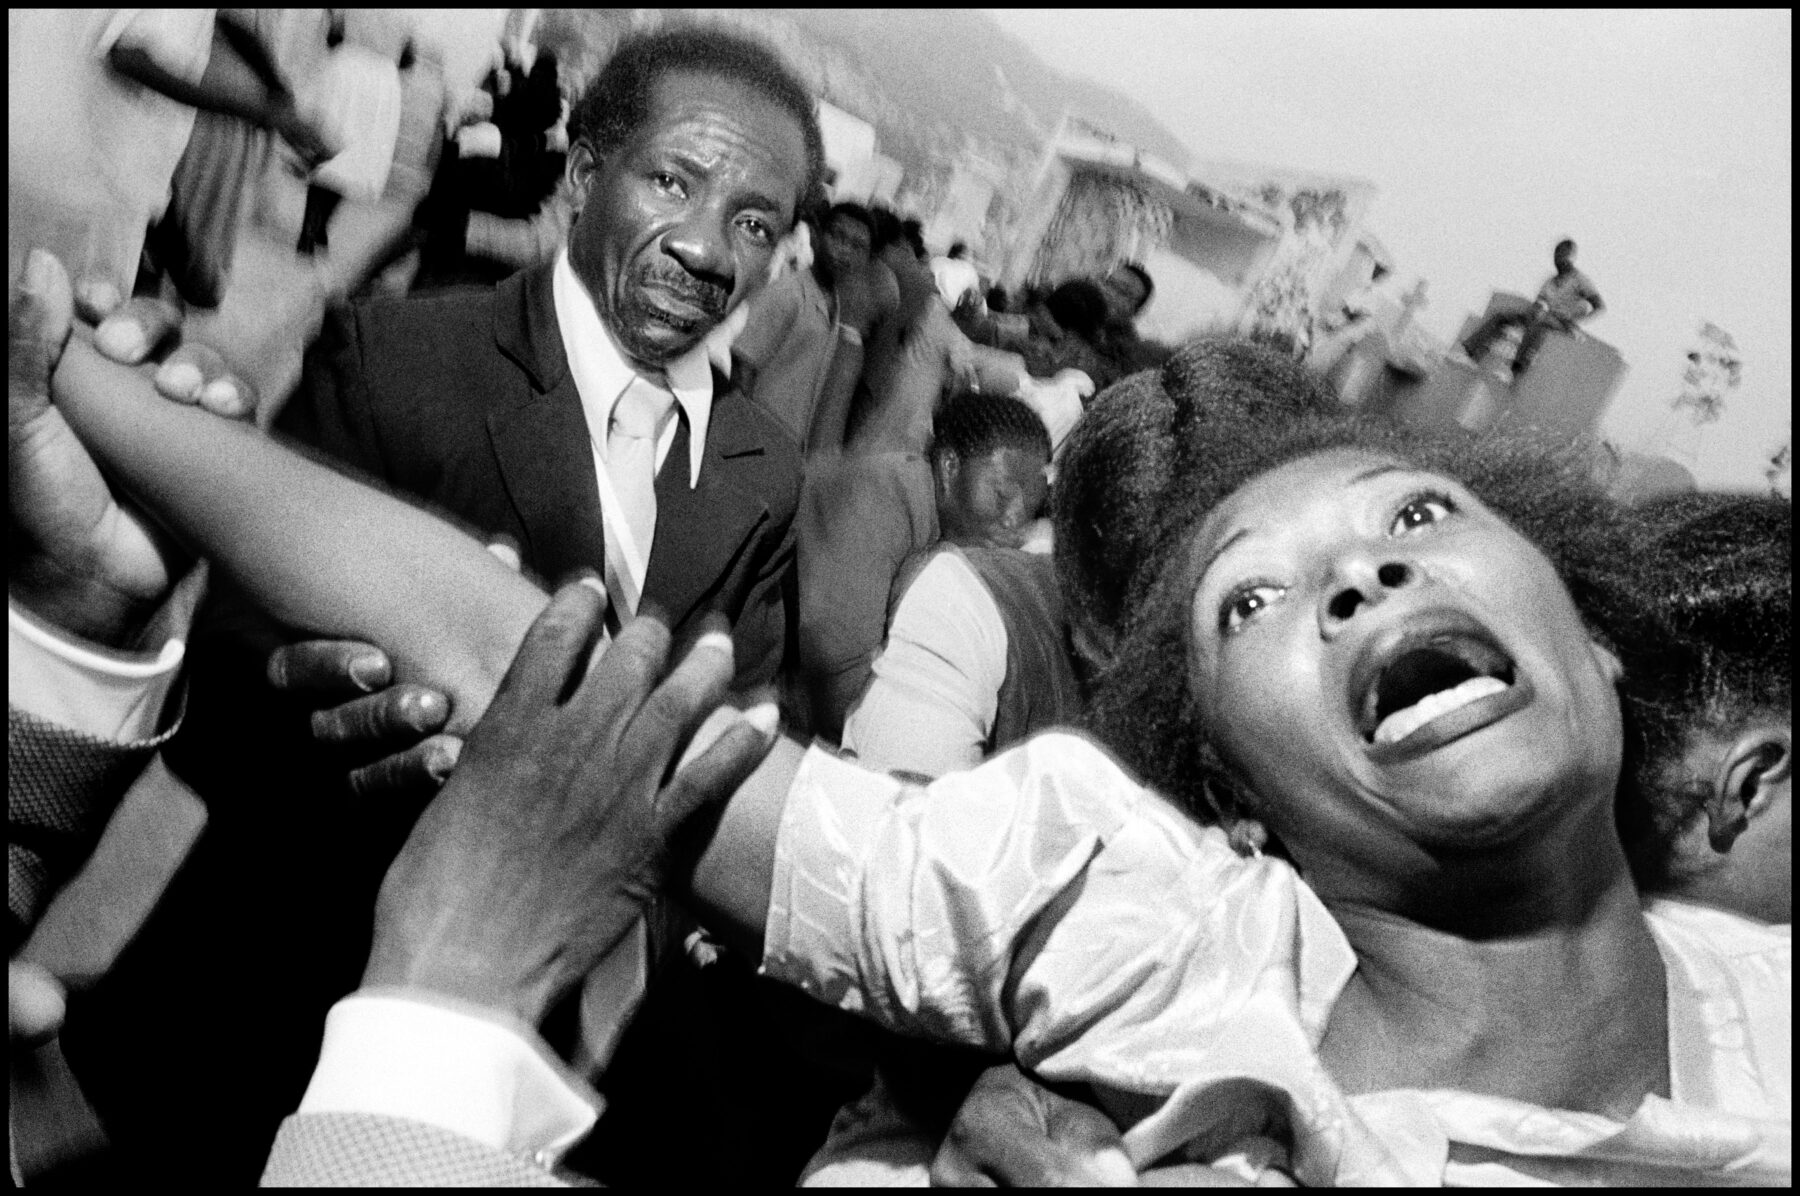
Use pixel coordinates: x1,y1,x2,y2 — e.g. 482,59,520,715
7,562,207,743
298,991,603,1168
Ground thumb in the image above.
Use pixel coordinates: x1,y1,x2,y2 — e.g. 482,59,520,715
9,961,67,1048
9,250,74,411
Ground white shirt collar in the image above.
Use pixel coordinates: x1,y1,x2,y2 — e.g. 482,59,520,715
552,250,713,489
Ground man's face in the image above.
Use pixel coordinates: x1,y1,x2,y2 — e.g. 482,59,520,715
1554,243,1576,273
818,215,872,284
565,70,809,370
935,444,1050,550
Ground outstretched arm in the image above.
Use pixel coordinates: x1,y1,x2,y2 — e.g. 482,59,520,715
49,335,542,733
46,303,793,941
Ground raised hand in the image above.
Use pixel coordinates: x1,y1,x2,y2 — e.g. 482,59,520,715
359,580,778,1025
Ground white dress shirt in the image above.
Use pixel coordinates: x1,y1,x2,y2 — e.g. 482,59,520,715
551,250,715,611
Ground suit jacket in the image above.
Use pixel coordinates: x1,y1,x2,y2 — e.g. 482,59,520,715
261,1112,581,1187
277,262,804,686
63,267,803,1185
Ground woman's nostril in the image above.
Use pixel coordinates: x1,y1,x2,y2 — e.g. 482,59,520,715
1377,562,1410,588
1328,589,1363,621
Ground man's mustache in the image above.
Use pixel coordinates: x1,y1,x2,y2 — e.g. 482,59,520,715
637,262,729,316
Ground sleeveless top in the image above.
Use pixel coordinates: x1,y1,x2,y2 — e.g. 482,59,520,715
887,542,1083,754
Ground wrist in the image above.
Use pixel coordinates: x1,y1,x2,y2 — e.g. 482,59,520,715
8,562,162,649
362,872,570,1027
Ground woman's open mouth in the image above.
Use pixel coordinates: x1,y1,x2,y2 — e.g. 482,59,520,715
1349,612,1532,763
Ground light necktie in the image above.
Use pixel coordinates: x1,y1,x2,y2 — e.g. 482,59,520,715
602,378,675,617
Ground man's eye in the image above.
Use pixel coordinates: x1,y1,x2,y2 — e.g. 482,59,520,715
650,172,685,198
1219,584,1286,633
1390,492,1455,535
736,215,772,245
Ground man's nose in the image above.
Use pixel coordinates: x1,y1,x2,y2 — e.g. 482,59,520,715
662,207,734,289
1319,557,1416,638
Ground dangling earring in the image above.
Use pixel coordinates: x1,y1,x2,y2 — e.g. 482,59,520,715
1227,819,1267,860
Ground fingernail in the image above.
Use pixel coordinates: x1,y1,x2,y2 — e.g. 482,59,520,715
158,361,204,398
429,738,462,780
414,691,445,719
201,379,242,411
348,655,387,691
741,702,780,740
24,248,52,296
695,630,735,656
577,575,608,600
95,320,147,362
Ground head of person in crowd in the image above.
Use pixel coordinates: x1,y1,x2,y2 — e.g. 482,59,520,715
929,394,1053,551
1616,493,1791,923
901,218,928,262
816,201,876,286
1043,280,1110,347
1554,238,1577,274
564,26,825,372
1099,261,1155,327
1055,338,1691,892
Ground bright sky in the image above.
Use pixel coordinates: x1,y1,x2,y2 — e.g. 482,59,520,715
985,8,1792,490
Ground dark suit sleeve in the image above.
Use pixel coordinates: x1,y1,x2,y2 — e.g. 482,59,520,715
275,301,393,477
261,1112,580,1187
731,492,797,692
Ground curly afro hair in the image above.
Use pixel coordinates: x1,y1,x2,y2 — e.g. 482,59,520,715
1054,337,1695,839
570,26,826,211
1615,492,1792,886
1054,336,1340,654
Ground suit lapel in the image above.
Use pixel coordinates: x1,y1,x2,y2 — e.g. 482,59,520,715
486,266,609,583
642,386,769,629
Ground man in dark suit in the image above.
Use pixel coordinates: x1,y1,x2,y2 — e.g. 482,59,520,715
65,27,830,1184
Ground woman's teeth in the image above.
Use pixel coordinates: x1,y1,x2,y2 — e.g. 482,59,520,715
1372,675,1509,745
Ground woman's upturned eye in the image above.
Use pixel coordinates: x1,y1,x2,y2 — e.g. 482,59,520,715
1390,492,1456,535
1219,583,1287,633
650,171,685,198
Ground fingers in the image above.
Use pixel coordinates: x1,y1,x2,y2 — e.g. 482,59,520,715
576,596,671,715
310,685,451,746
493,575,610,711
155,341,257,419
10,249,74,403
347,735,464,801
654,704,779,836
92,296,180,364
9,961,67,1048
268,640,393,696
485,534,522,573
624,620,736,759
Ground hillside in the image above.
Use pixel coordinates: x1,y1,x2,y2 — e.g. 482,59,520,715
543,9,1197,201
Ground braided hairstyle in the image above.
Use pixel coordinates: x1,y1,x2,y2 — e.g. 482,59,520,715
930,392,1052,470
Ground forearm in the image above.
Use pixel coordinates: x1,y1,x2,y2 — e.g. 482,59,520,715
674,734,805,958
212,12,288,96
49,337,544,734
110,36,287,131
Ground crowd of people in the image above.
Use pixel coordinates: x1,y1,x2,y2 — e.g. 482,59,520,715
8,12,1790,1189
